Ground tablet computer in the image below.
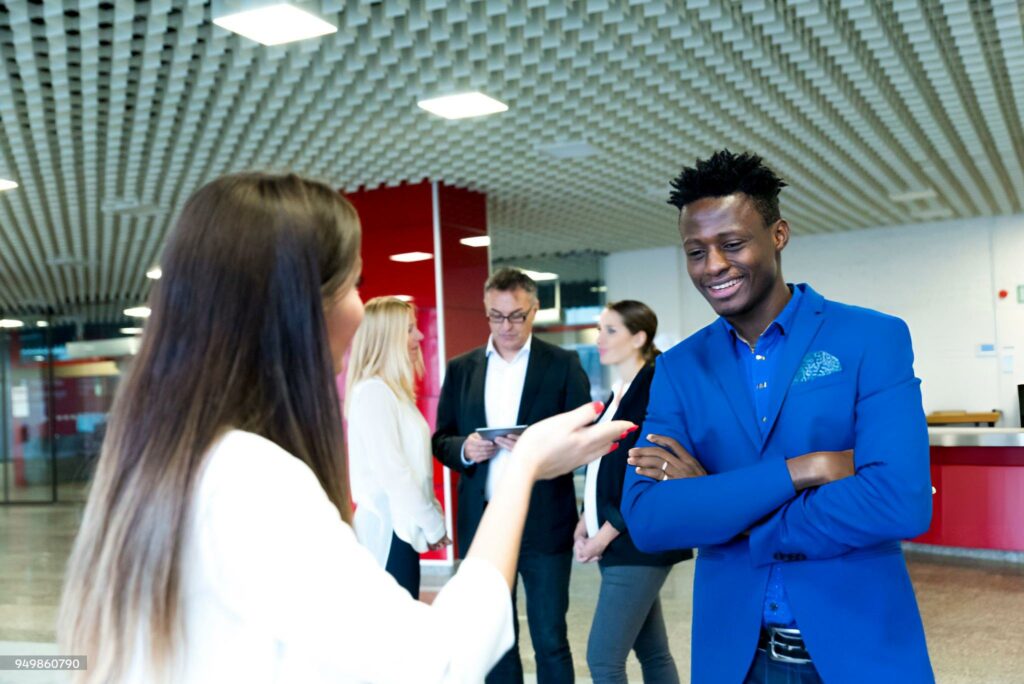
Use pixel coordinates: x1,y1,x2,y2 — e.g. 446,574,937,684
476,425,528,441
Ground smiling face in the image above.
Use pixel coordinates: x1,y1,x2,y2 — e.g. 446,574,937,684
680,193,790,335
596,307,645,367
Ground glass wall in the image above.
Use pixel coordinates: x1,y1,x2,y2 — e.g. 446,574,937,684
1,321,136,504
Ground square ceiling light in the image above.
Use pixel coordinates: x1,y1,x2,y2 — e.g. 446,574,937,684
537,141,599,159
124,306,151,318
213,3,337,46
0,178,18,192
417,92,508,120
389,251,433,263
522,269,558,282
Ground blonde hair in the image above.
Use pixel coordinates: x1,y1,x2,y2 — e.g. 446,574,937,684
346,297,423,410
57,173,360,683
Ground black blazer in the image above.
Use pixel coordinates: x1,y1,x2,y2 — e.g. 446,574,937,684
589,364,692,567
432,338,591,556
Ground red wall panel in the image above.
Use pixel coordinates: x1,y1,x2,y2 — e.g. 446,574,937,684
342,181,489,563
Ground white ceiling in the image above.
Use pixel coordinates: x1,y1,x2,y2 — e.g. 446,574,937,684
1,0,1023,317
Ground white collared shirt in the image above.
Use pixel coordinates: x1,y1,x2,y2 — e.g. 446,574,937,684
483,335,532,501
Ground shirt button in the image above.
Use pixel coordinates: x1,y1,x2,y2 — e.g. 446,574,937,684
762,416,767,423
755,355,765,361
756,382,768,390
770,602,778,612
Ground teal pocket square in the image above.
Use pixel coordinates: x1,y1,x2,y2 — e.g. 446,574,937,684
793,351,842,384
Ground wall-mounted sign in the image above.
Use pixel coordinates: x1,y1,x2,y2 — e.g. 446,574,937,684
10,384,29,418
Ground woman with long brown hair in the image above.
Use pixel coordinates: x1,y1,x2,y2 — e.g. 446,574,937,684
57,173,633,683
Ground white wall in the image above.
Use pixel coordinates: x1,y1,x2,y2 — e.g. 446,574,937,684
603,215,1024,426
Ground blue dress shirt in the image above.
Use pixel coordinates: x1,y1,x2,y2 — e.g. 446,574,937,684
722,285,803,628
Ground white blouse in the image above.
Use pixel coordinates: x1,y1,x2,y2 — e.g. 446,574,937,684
128,429,513,683
583,380,628,537
347,378,447,565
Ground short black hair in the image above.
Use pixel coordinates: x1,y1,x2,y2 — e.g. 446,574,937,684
668,149,787,227
484,267,538,299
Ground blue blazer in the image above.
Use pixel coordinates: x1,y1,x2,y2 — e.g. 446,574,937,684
622,284,934,684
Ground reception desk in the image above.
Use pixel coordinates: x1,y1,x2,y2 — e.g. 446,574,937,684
913,428,1024,552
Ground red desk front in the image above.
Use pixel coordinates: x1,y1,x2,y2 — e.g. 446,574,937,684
913,428,1024,552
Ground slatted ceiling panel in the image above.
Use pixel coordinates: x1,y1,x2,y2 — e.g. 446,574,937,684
0,1,1023,318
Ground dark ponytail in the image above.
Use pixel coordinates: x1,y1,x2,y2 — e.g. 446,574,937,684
606,300,659,365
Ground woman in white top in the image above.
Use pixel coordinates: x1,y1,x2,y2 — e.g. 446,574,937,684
57,173,633,684
346,296,451,597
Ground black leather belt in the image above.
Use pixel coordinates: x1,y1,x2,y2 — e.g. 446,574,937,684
758,626,812,664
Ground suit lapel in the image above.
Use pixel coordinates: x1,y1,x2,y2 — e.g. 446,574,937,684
704,324,760,452
761,287,826,444
467,349,489,432
517,340,551,425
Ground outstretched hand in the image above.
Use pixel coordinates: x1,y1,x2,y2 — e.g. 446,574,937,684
513,402,636,481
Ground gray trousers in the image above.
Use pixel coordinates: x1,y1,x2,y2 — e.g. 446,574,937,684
586,564,680,684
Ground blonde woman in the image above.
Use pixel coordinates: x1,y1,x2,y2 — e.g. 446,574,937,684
57,173,632,684
346,297,451,598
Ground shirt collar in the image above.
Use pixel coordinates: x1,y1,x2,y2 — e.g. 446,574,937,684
721,283,803,344
486,334,533,361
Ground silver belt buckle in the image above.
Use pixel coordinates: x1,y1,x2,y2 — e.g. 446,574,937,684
767,627,813,665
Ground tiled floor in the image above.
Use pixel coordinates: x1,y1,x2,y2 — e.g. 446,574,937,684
3,505,1023,682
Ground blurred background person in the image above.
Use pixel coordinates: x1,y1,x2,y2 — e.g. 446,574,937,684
575,300,692,684
346,296,451,598
56,172,632,684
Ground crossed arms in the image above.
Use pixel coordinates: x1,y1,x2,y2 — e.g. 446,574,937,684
620,320,932,565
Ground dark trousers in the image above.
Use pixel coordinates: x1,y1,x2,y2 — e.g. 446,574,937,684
384,533,420,600
486,549,574,684
587,564,679,684
743,647,824,684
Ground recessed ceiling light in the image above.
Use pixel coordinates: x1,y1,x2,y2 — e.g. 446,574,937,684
910,207,954,221
36,321,48,327
124,306,151,318
120,327,144,335
417,92,508,120
46,255,90,267
0,179,18,192
889,188,937,203
521,269,558,282
212,3,337,46
537,141,599,159
393,295,414,302
0,319,25,328
389,251,433,263
460,236,491,248
146,266,162,280
101,197,164,217
33,355,45,362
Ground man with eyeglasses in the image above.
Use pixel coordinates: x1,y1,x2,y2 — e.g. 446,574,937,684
433,267,591,684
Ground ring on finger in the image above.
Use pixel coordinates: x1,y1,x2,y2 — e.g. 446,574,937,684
662,471,669,481
661,461,669,472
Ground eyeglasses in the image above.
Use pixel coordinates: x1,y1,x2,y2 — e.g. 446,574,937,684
487,309,532,325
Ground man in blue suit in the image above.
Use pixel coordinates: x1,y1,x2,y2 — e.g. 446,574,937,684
621,150,934,683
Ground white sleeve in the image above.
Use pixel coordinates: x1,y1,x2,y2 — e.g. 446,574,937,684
350,382,447,549
198,446,513,683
